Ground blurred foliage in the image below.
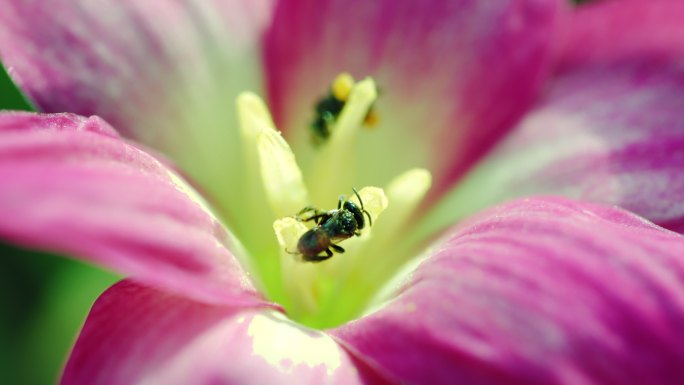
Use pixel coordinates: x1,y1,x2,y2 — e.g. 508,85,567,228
0,65,33,111
0,244,118,385
0,65,119,385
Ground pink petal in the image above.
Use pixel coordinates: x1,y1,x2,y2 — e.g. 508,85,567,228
441,0,684,232
0,112,264,306
333,197,684,385
560,0,684,72
0,0,275,213
63,280,395,385
264,0,568,194
0,0,272,136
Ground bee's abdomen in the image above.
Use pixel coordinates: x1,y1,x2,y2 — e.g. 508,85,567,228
297,227,331,256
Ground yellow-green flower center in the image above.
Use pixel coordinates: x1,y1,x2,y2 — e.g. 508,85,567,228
233,74,432,328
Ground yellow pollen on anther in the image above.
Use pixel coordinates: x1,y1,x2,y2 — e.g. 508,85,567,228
331,78,377,143
363,109,380,129
331,72,355,102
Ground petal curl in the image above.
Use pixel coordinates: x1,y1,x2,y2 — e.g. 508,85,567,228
0,112,263,306
425,0,684,234
334,197,684,385
264,0,568,195
0,0,275,224
63,280,395,385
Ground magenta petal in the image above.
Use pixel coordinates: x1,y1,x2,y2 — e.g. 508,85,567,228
0,1,276,213
444,0,684,232
264,0,568,194
0,0,273,138
63,280,394,385
333,197,684,385
561,0,684,72
0,112,262,306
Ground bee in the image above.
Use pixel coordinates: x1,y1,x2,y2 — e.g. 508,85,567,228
310,73,379,146
294,188,372,262
310,92,345,146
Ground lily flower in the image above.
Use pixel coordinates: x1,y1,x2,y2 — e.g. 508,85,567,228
2,0,684,384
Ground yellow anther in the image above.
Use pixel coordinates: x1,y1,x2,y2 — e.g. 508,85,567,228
363,109,380,129
331,73,355,102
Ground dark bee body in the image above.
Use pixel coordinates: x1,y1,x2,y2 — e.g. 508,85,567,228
310,95,345,146
295,189,372,262
310,74,379,146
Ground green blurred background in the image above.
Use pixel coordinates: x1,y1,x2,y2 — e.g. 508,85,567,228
0,0,593,384
0,67,119,385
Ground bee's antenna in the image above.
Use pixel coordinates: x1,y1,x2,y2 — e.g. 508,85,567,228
352,187,363,208
352,187,372,227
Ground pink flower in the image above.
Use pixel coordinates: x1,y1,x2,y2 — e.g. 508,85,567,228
2,0,684,384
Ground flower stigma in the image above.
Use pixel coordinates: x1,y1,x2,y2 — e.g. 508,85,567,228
234,74,432,328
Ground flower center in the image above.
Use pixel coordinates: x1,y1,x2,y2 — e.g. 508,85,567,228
234,74,432,328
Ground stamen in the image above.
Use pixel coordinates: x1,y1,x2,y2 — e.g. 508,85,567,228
331,73,355,102
237,92,272,141
257,129,309,217
355,168,432,272
273,217,319,316
363,109,380,129
237,92,309,218
320,169,431,325
383,169,432,229
309,78,379,200
329,78,377,144
309,72,360,146
236,92,271,211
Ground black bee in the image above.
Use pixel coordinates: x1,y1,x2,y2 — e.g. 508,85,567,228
310,93,345,146
310,75,379,146
294,188,372,262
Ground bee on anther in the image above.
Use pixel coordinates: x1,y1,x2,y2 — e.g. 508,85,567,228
293,188,372,262
310,93,345,146
310,74,379,146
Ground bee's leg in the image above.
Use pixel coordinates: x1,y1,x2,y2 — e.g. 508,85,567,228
297,206,318,219
297,206,328,223
310,213,332,225
330,244,345,254
303,248,334,262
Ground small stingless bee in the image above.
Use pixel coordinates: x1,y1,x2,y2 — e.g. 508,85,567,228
293,188,372,262
310,73,379,146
